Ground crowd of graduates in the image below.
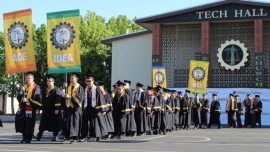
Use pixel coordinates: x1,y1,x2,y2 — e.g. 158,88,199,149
14,72,263,144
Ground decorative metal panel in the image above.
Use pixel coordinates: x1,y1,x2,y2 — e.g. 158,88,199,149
162,24,201,88
263,21,270,88
210,22,255,88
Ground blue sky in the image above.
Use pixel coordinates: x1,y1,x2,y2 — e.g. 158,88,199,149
0,0,268,32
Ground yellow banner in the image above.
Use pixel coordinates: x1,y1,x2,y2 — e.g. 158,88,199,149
3,9,36,74
47,10,81,74
152,66,167,88
188,60,209,94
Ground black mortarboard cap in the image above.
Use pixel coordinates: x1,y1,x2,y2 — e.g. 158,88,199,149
112,84,116,88
96,80,105,86
203,93,207,95
185,90,191,93
255,95,260,98
163,88,167,92
153,87,159,92
85,74,95,79
171,90,177,93
26,72,35,77
229,93,234,97
177,91,182,94
116,81,126,87
136,82,144,87
235,95,239,97
71,73,80,78
124,80,131,85
147,86,153,90
247,94,251,96
212,94,217,96
156,85,162,89
47,75,56,80
167,89,171,92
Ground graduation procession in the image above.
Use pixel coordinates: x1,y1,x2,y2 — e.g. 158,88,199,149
13,72,264,144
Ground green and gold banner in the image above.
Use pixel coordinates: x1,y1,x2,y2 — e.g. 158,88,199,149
188,60,209,94
47,9,81,74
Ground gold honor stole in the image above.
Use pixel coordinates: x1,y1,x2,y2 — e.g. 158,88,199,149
226,99,235,111
67,83,81,108
23,83,41,114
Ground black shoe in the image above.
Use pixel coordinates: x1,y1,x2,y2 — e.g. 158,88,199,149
106,134,111,140
78,138,87,142
186,127,189,130
217,127,221,129
118,135,123,139
193,127,197,130
25,140,31,143
61,139,71,144
96,137,100,142
32,134,37,140
51,136,59,141
21,138,26,144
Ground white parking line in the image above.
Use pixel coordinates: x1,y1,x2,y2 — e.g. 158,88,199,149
139,136,165,141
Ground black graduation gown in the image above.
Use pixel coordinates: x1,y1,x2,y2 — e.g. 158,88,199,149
125,89,136,132
169,96,174,130
184,96,192,127
165,98,173,130
81,86,108,138
236,101,243,127
16,84,42,138
174,97,180,126
152,94,161,131
255,101,262,126
0,118,3,127
245,101,256,127
104,91,114,133
146,94,159,131
208,100,221,127
112,92,131,134
179,97,187,126
39,86,62,133
200,99,209,127
159,96,167,131
225,99,238,127
134,91,148,133
62,84,84,139
191,97,201,127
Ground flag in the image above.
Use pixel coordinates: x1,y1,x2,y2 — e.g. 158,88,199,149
152,66,167,88
3,9,36,74
188,60,209,94
47,9,81,74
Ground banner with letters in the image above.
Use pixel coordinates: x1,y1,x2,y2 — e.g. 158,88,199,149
47,9,81,74
3,9,36,74
152,66,167,88
188,60,209,94
169,88,270,125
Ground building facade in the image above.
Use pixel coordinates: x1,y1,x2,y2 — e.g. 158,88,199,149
103,0,270,88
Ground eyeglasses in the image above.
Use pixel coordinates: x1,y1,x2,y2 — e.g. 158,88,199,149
86,80,92,82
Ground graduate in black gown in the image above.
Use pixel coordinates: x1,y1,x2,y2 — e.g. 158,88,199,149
225,94,238,128
16,72,42,143
245,96,257,128
235,95,243,128
172,90,180,130
167,89,174,132
35,75,62,141
0,118,2,127
61,73,84,144
145,86,158,135
112,81,131,139
159,88,167,135
254,95,262,127
208,94,221,129
243,94,251,127
152,87,162,135
191,93,201,129
200,93,209,129
184,90,192,130
124,80,137,137
80,76,108,142
134,83,148,136
162,88,173,132
178,91,187,129
99,81,114,138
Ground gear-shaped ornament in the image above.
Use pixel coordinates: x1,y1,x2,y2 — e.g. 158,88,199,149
8,21,29,49
217,39,249,71
192,67,206,81
154,71,165,84
50,22,75,50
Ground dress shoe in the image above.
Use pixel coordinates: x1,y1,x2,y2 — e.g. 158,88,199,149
61,139,71,144
217,127,221,129
78,138,87,142
21,138,26,143
118,135,123,139
25,140,31,143
51,136,59,141
96,137,100,142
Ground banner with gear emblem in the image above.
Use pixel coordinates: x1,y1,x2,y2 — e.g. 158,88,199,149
152,66,167,88
3,9,37,74
47,9,81,74
188,60,209,94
